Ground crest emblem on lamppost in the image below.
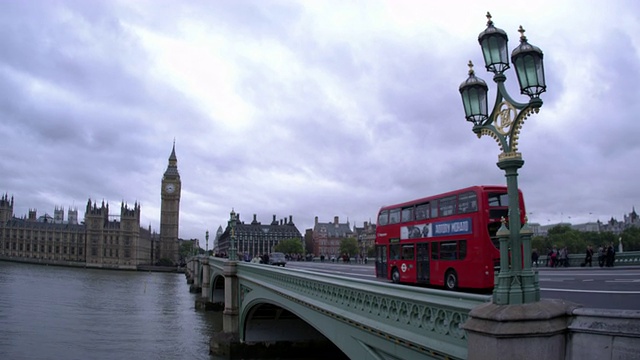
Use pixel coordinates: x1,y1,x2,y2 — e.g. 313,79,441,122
495,101,517,136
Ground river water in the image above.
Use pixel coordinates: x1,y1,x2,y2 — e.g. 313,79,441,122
0,261,220,360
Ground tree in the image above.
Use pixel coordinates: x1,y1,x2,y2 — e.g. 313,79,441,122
179,240,198,260
304,234,315,255
339,238,359,257
274,238,304,254
547,225,582,253
621,227,640,251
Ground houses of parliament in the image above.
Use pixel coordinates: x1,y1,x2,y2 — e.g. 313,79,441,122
0,145,181,270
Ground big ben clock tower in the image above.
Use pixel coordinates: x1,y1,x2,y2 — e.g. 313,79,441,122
160,142,181,264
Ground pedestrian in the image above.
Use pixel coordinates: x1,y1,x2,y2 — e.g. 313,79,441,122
606,243,615,267
584,245,594,267
558,247,567,267
597,245,605,267
531,249,539,267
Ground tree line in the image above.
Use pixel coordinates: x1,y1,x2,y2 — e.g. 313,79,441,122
532,224,640,255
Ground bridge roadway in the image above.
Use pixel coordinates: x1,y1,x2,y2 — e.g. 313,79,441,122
285,262,640,310
186,253,640,360
188,255,488,359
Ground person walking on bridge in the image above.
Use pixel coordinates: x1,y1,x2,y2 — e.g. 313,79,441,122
584,245,594,267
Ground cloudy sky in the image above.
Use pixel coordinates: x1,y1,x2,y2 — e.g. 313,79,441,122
1,0,639,242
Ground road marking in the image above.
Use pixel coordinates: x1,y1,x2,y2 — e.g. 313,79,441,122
582,279,594,282
542,288,640,294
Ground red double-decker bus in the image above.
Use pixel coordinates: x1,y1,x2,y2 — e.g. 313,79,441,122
374,185,525,291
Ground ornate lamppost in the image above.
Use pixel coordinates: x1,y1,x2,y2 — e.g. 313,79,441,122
459,13,545,305
205,230,209,255
228,209,238,261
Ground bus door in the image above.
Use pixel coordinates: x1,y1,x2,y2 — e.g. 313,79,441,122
416,243,430,284
375,245,387,279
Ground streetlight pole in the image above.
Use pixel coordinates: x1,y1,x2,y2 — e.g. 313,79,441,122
205,230,209,255
228,209,238,261
459,13,546,305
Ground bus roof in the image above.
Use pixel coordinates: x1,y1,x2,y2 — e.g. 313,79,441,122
378,185,516,212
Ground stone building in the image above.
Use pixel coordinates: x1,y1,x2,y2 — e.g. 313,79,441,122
0,195,152,269
312,216,354,259
84,199,152,269
0,144,181,269
353,221,376,258
159,143,181,264
216,211,302,258
0,194,86,262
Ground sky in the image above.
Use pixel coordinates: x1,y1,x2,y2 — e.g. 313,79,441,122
1,0,639,243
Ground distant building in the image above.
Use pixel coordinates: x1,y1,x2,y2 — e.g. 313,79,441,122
312,216,354,258
352,221,376,257
216,211,302,257
531,207,639,236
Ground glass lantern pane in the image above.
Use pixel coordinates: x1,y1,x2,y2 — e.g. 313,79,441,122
482,36,508,72
535,60,546,88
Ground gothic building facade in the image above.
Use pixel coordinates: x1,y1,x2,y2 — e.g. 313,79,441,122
0,144,180,269
216,211,302,257
0,195,153,269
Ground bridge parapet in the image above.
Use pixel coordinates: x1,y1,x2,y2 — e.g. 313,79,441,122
236,262,489,359
538,250,640,268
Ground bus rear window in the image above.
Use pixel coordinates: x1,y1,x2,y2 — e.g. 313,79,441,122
488,193,509,207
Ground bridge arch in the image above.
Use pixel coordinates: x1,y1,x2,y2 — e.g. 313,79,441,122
210,274,225,305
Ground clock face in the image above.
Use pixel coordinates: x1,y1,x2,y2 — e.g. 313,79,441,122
165,183,175,193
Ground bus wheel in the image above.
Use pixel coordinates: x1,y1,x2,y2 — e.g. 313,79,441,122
391,268,400,284
445,270,458,291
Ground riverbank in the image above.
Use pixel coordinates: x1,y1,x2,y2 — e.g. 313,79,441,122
0,255,183,273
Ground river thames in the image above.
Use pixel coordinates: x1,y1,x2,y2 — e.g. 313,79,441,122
0,261,220,360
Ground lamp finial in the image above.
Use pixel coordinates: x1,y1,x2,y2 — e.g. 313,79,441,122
518,25,527,42
467,60,475,75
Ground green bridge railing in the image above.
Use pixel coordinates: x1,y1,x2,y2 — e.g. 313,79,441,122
537,250,640,268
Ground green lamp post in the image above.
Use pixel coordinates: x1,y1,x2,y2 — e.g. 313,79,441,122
459,12,545,305
205,230,209,255
228,209,238,261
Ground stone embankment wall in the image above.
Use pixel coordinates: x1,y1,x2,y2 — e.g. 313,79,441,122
566,308,640,360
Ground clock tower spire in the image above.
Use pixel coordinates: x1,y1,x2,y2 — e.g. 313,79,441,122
159,142,181,264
